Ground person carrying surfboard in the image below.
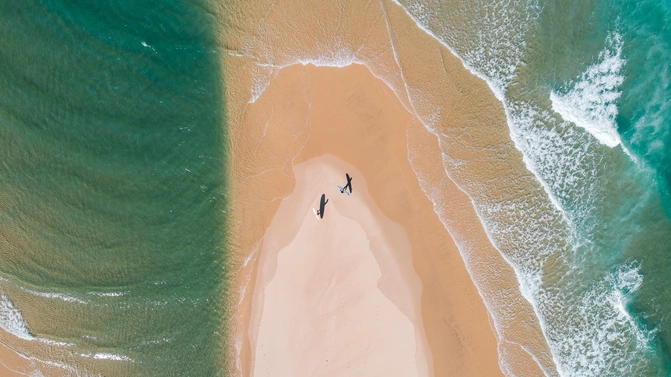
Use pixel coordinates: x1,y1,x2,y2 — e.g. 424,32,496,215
338,173,353,195
318,194,328,218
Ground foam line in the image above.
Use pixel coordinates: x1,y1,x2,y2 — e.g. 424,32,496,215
0,276,88,305
382,5,659,375
379,0,422,119
232,2,659,375
236,31,555,377
4,347,78,376
91,353,133,361
413,146,559,377
23,289,88,305
0,294,33,341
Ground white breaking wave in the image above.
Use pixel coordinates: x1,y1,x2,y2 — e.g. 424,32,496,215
234,2,560,375
0,292,72,347
0,293,34,340
24,289,88,305
79,351,133,362
550,33,625,148
249,64,275,103
551,262,652,376
87,291,126,297
92,352,133,361
1,276,88,304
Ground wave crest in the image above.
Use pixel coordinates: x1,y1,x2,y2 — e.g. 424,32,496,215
0,293,33,340
550,32,624,148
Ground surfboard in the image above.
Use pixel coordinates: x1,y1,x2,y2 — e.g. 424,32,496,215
337,185,350,196
319,194,328,218
313,208,320,221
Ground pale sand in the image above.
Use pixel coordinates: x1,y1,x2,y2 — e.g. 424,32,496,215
222,0,557,375
250,156,431,377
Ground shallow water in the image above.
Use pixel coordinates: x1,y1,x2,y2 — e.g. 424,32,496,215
0,0,228,375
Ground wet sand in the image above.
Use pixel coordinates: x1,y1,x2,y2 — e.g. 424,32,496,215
0,340,61,377
0,334,74,377
0,342,30,377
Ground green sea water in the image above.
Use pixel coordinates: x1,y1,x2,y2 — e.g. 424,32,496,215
0,0,228,375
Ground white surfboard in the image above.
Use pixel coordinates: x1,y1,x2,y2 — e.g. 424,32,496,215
337,185,350,196
313,208,320,221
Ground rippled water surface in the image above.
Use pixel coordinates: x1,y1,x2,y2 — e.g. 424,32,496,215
0,0,228,375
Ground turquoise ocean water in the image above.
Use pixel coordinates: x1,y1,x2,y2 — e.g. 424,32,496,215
401,0,671,375
0,0,227,375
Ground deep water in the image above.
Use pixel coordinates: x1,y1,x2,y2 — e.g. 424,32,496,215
0,0,228,375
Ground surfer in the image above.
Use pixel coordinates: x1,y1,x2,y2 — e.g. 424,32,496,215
318,193,328,219
338,173,353,194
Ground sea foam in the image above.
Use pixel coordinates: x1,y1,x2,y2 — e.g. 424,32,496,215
92,352,132,361
0,293,33,340
24,289,88,305
237,3,559,374
550,33,624,148
549,262,652,376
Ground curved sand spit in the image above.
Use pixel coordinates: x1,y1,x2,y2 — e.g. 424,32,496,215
221,1,559,376
226,58,553,377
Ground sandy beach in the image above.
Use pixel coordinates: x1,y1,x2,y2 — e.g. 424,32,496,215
0,340,67,377
250,156,431,376
2,0,656,374
222,0,557,375
226,62,510,376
